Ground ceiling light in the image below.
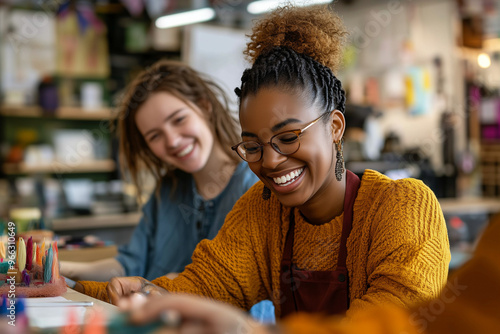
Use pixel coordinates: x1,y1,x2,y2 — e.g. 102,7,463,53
478,53,491,68
155,8,216,29
247,0,331,15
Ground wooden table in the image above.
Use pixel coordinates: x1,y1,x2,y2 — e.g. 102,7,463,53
63,287,118,314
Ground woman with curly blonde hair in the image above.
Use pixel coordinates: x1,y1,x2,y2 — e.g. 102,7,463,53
77,5,450,322
64,60,274,320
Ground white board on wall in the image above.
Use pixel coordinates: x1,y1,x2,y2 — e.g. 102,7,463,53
0,9,57,105
183,24,250,112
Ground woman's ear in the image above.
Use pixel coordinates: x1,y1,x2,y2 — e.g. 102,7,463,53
330,110,345,141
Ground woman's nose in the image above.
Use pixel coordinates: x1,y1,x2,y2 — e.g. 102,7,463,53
164,129,181,149
261,144,287,169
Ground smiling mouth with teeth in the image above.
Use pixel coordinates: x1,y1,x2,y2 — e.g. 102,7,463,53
177,144,194,157
272,167,304,186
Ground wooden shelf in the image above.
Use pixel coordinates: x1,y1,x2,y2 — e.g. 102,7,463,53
52,212,141,231
480,143,500,197
2,159,116,175
57,106,114,120
0,105,41,117
439,197,500,215
0,105,114,120
58,245,118,262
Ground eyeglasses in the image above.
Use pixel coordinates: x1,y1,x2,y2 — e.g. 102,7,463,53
232,111,331,163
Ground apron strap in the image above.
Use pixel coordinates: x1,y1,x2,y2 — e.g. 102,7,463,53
336,170,361,269
282,209,296,267
282,170,361,269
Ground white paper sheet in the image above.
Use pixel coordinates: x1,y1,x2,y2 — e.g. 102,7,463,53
25,296,68,306
26,296,87,328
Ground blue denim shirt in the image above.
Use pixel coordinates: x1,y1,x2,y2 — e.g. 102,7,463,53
116,162,274,322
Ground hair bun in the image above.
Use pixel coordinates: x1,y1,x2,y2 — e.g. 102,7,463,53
245,5,348,72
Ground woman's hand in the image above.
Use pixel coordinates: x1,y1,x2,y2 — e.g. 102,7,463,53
107,276,168,306
165,272,179,280
74,281,85,294
127,293,272,334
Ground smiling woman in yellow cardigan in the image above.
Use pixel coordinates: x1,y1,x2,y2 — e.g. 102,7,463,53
78,5,450,318
79,169,450,317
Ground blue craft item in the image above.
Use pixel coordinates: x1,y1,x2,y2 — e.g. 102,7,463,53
0,295,7,315
0,295,9,316
39,217,46,230
43,246,53,283
37,77,59,114
16,297,25,314
22,269,30,286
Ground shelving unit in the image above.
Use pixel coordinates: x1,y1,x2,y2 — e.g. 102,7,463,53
0,3,161,244
52,212,141,248
481,142,500,197
0,105,114,120
51,212,140,231
439,197,500,215
2,159,116,175
1,105,118,175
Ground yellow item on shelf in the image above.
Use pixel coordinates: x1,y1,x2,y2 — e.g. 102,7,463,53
33,242,37,263
0,241,5,259
17,237,26,272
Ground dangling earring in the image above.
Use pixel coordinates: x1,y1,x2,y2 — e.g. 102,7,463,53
335,139,345,181
262,186,271,200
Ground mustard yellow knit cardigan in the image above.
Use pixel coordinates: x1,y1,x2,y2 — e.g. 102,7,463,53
80,169,450,318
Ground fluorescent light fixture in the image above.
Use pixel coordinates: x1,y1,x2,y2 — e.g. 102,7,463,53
478,53,491,69
155,8,216,29
247,0,331,15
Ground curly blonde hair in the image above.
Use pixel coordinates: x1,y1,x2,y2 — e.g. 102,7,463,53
244,5,348,72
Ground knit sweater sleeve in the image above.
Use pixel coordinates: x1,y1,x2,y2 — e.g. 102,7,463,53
77,183,269,304
152,182,270,310
78,281,109,301
348,174,450,315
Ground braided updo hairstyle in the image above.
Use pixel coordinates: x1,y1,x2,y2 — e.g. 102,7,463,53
235,5,348,116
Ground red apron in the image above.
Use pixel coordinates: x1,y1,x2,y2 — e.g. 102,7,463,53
279,170,361,318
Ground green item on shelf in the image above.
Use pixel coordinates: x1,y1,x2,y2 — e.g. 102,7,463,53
10,207,41,233
0,262,10,274
0,220,5,235
125,22,149,53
